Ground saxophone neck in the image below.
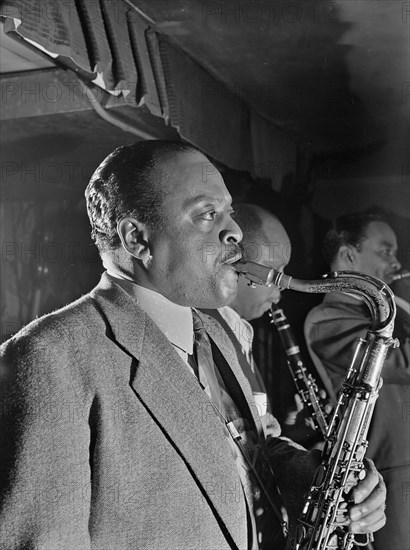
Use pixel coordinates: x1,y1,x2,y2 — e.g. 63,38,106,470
323,271,396,338
235,260,397,338
272,270,396,338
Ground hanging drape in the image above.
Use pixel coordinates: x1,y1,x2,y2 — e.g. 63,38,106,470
0,0,296,183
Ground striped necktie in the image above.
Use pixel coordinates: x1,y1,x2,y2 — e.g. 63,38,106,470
191,310,225,415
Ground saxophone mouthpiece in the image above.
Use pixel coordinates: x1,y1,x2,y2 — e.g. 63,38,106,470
234,260,274,287
234,260,294,289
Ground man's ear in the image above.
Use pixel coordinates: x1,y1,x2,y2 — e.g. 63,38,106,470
117,217,152,266
338,244,357,268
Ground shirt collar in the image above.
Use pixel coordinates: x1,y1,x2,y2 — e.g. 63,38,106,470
107,273,194,355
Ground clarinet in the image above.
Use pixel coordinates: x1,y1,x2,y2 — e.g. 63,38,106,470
269,304,329,437
235,260,398,549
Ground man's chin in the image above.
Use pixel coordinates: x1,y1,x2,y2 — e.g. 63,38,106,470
191,275,238,309
262,301,273,314
383,274,395,285
218,272,239,305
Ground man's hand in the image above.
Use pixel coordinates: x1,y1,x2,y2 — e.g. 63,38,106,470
349,458,386,533
282,393,333,449
318,388,334,417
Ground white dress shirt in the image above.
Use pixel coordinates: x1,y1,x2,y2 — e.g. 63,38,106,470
107,274,194,366
217,305,268,417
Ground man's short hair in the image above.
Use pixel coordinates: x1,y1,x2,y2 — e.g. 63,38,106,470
85,140,199,252
323,210,387,265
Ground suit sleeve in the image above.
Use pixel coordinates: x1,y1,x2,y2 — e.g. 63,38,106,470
266,435,316,527
0,324,92,549
305,301,410,390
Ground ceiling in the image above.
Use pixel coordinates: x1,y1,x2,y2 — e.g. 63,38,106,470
129,0,409,156
1,0,408,161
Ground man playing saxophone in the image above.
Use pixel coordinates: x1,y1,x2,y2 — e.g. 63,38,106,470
305,211,410,549
0,145,387,549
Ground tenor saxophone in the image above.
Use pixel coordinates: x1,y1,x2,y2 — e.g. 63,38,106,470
269,303,329,437
235,260,398,549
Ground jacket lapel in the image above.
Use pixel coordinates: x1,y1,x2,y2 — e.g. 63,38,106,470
90,274,247,549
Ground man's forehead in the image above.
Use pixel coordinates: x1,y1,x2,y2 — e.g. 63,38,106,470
263,218,291,247
157,150,231,208
365,221,397,244
162,150,224,186
182,191,232,209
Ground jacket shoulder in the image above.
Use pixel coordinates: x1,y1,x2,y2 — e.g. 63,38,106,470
1,292,105,354
0,292,111,398
306,293,368,324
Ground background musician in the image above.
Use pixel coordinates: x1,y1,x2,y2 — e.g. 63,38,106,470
305,210,410,549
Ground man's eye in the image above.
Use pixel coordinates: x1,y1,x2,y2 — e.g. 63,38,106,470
202,210,217,220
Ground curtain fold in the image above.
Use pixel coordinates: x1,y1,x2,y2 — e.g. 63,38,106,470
0,0,296,183
158,35,253,172
250,111,297,192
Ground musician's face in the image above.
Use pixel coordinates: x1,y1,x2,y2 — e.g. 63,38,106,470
145,151,243,308
353,222,401,284
230,219,291,321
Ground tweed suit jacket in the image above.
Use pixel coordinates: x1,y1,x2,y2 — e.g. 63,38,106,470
0,274,312,550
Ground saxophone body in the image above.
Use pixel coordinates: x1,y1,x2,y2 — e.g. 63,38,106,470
235,261,398,549
269,304,329,437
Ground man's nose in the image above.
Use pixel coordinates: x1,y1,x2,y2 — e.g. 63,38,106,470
220,218,243,245
391,255,401,272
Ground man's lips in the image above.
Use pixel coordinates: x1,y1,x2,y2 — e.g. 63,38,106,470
222,250,242,264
